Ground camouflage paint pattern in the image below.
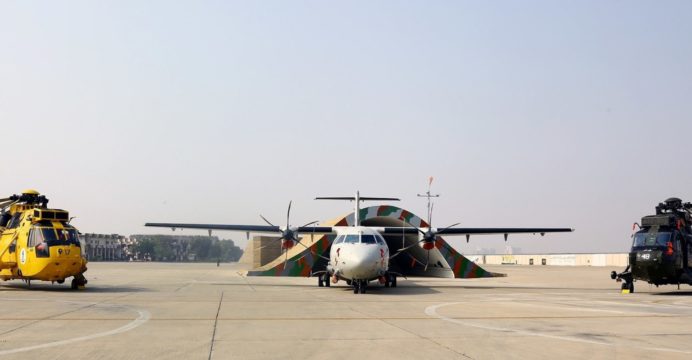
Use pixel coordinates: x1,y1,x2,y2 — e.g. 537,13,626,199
247,205,496,279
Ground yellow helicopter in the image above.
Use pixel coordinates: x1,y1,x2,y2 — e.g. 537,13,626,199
0,190,87,289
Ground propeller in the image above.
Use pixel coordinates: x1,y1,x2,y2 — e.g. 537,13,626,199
393,177,460,271
259,201,325,270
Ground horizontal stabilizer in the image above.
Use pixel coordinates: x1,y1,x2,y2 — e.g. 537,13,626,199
315,197,400,201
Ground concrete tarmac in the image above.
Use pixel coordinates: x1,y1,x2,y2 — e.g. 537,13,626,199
1,262,691,360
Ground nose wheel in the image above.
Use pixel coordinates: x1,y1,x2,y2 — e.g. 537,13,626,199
352,280,367,294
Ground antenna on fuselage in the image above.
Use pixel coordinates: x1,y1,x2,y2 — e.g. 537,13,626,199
315,191,400,226
417,177,439,227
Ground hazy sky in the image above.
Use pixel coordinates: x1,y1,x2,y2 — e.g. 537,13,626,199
2,1,691,254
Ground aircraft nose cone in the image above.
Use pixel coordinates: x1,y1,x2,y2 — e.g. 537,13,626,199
341,246,381,279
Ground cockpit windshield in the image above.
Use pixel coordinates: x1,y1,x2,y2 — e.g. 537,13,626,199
29,227,81,247
632,231,671,248
361,235,377,244
344,235,360,244
339,234,383,244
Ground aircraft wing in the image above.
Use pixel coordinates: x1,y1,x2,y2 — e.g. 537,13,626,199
144,222,334,234
435,227,573,236
379,227,573,236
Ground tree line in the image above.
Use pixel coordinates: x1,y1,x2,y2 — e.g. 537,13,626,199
130,235,243,262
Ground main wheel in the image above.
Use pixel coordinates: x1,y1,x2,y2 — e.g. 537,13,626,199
318,277,324,287
629,282,634,293
324,274,331,287
71,278,79,290
391,275,397,288
360,281,367,294
353,281,359,294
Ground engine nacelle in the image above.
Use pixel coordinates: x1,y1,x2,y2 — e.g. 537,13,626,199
420,241,435,251
281,240,295,250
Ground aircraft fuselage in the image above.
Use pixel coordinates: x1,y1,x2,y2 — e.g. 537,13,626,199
327,226,389,282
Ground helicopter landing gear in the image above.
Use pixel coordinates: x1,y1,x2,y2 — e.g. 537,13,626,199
71,273,87,290
612,266,633,294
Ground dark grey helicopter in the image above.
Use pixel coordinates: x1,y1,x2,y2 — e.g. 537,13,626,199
611,198,692,293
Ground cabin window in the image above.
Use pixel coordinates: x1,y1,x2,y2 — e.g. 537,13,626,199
361,235,377,244
334,235,344,244
344,235,359,244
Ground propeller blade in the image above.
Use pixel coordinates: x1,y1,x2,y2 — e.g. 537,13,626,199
286,200,292,228
437,222,462,234
259,214,275,227
424,250,430,271
301,220,319,228
294,240,330,261
390,241,422,259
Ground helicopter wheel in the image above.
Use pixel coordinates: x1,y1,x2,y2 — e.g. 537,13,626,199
71,274,87,290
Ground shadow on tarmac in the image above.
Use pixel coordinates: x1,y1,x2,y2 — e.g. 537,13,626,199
652,290,692,296
0,283,146,293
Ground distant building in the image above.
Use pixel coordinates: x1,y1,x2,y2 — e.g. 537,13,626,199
81,233,134,261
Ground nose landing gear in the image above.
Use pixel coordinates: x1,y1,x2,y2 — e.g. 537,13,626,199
352,279,367,294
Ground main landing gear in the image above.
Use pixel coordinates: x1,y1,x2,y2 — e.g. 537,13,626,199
71,273,87,290
384,274,397,288
317,273,331,288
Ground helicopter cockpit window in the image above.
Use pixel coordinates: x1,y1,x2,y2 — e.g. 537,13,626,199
633,232,672,248
7,213,23,229
57,228,80,246
344,235,359,244
361,235,377,244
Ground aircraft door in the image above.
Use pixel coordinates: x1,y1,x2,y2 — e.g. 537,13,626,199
674,233,683,269
687,235,692,268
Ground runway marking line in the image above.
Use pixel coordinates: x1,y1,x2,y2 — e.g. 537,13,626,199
424,302,692,355
0,298,150,356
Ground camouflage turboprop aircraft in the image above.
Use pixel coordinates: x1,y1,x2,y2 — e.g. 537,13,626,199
146,182,573,294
